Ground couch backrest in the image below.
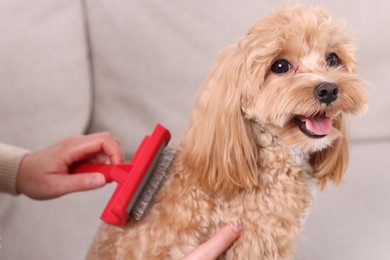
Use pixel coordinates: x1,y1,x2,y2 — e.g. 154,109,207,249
86,0,389,156
0,0,91,150
1,0,388,155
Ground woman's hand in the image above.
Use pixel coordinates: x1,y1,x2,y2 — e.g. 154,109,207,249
183,223,243,260
17,132,123,199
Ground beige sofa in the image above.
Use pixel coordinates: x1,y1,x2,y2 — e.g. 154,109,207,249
0,0,389,259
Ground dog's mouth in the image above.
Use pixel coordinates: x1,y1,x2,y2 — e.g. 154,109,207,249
293,113,332,139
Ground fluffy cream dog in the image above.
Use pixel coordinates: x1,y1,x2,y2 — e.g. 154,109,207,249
87,3,367,259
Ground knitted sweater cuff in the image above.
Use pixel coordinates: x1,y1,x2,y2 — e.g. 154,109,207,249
0,143,30,195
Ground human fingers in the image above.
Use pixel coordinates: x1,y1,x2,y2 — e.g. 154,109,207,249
182,223,243,260
33,173,107,199
59,132,124,166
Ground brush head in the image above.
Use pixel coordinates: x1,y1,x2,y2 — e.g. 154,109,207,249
129,146,176,220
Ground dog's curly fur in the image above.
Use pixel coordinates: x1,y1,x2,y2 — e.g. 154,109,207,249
87,3,367,259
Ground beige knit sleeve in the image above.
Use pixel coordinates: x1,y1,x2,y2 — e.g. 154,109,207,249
0,143,30,195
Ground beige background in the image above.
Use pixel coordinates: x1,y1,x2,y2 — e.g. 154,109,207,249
0,0,389,259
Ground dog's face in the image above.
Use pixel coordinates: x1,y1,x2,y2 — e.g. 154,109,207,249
182,4,368,193
242,4,367,152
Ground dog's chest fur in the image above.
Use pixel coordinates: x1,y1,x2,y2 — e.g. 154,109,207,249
87,131,316,260
209,131,315,259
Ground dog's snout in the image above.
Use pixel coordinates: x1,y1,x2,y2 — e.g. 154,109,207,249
314,82,338,105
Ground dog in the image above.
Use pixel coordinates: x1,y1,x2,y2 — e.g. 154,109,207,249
87,3,367,259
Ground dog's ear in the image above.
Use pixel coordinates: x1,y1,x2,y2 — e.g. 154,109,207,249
311,114,349,189
180,45,259,195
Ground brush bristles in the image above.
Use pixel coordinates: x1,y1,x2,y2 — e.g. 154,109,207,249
130,146,176,220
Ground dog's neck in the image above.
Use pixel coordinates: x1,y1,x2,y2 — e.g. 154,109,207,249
249,120,313,172
288,147,310,167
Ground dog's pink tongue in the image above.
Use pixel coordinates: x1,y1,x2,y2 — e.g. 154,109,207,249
301,115,332,135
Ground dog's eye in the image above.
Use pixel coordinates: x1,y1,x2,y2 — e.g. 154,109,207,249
271,59,292,74
326,53,339,67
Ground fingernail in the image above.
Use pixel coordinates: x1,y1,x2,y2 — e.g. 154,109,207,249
230,221,244,233
92,174,106,187
95,153,109,164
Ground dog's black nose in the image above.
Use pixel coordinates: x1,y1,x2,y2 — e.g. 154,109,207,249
314,82,338,105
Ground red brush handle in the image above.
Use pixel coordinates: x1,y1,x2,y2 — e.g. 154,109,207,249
70,124,171,226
